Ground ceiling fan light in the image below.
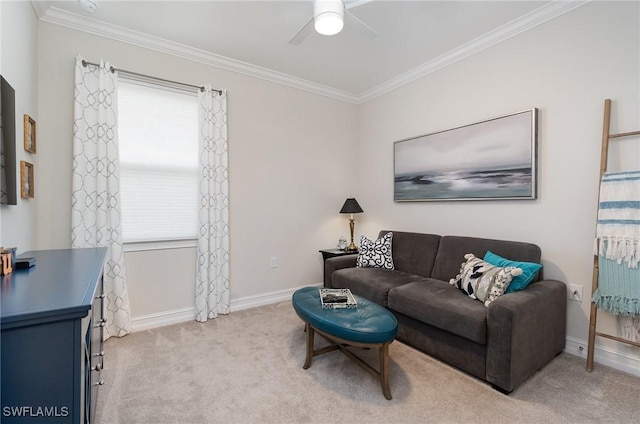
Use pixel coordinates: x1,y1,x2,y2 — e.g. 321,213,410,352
315,12,344,35
314,0,344,36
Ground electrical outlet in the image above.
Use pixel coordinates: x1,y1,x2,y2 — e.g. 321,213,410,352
569,284,583,302
270,256,278,268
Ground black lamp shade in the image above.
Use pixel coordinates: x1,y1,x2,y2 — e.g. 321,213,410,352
340,198,363,214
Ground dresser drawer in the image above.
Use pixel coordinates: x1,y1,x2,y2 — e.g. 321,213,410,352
1,248,108,424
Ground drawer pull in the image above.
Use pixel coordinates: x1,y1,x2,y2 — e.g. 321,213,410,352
91,363,103,372
94,380,104,386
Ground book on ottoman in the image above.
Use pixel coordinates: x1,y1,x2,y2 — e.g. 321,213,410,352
319,288,357,309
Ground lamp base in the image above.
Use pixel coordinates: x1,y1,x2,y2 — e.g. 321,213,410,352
348,217,358,252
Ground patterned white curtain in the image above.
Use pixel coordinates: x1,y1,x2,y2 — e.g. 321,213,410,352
195,85,230,322
72,55,131,338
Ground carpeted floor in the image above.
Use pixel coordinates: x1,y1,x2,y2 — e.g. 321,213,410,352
95,301,640,424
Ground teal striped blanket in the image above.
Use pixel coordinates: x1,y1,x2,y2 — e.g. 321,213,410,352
593,170,640,315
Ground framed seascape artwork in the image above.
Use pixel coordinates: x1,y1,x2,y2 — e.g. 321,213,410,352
394,109,538,201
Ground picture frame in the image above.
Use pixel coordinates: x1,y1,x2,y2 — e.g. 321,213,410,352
394,108,538,201
24,114,36,153
20,161,34,198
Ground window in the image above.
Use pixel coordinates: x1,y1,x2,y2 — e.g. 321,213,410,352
118,79,199,243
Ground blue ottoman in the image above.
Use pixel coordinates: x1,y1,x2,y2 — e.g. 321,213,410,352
292,286,398,400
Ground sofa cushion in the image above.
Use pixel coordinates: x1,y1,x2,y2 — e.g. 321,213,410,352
431,235,542,282
388,278,488,344
331,267,422,307
483,250,542,293
377,230,441,277
356,232,394,269
449,254,522,306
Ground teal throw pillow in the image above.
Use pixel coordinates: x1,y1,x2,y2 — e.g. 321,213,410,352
483,250,542,293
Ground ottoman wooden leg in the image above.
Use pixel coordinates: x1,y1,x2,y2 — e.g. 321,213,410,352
379,342,392,400
303,322,314,369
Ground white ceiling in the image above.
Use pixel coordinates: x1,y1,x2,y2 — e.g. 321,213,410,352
32,0,587,102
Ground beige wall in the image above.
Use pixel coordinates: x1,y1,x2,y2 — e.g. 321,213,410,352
0,1,39,250
36,23,359,318
357,1,639,368
5,0,638,371
124,247,196,318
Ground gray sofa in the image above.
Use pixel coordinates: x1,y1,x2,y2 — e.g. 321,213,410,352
324,230,566,393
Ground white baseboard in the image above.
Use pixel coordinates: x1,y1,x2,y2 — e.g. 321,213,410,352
130,306,195,332
130,287,640,379
229,283,321,312
564,336,640,378
130,283,321,332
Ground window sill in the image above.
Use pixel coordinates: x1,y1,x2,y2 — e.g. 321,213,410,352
123,239,197,252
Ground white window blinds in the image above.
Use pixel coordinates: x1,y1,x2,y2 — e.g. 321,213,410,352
118,79,199,243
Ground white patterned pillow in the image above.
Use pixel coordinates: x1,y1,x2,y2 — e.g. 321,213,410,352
356,232,394,269
449,254,522,306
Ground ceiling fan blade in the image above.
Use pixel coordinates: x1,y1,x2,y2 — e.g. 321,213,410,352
288,17,314,45
345,10,377,40
344,0,374,11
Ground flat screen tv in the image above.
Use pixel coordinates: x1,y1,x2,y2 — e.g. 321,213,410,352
1,75,17,205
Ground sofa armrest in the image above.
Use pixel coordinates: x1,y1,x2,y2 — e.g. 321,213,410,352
324,255,358,288
486,279,567,392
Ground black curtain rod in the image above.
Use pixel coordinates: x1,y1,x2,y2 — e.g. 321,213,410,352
81,60,223,95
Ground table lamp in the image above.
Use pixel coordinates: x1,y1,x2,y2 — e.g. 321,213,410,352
339,198,363,251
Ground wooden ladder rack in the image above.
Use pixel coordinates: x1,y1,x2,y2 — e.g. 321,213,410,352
586,99,640,371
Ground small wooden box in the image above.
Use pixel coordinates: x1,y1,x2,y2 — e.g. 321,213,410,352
1,252,13,275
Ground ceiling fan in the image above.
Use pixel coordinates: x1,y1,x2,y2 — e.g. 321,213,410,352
288,0,377,45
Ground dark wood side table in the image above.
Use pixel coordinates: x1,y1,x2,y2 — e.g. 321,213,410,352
319,248,358,286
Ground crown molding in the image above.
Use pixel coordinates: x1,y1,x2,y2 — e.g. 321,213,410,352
30,0,47,19
357,0,591,103
38,6,361,104
37,1,589,105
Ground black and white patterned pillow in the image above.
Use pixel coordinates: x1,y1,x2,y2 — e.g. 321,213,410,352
449,253,522,306
356,232,394,269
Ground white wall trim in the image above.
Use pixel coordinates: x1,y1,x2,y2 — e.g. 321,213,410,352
30,0,46,19
130,306,195,333
129,283,321,332
130,291,639,378
564,336,640,378
358,0,590,102
123,239,197,253
229,282,322,312
35,1,589,105
37,6,360,104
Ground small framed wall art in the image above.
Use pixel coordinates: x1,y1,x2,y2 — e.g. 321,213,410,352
24,114,36,153
20,161,34,198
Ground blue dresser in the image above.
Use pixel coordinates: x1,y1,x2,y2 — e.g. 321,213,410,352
1,248,107,423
